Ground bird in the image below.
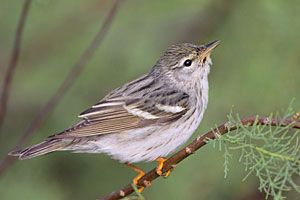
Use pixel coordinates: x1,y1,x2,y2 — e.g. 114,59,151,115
9,40,220,191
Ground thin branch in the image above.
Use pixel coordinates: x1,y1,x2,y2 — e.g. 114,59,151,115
100,115,300,200
0,0,123,176
0,0,32,130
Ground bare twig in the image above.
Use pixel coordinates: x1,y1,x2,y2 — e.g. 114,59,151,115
0,0,32,130
0,0,123,176
100,115,300,200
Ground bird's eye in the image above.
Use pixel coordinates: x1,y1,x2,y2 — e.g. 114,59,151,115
183,59,192,67
203,57,207,63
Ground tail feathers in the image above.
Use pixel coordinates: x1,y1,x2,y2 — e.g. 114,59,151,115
8,139,70,160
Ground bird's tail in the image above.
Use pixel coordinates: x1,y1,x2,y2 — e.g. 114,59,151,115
8,138,70,160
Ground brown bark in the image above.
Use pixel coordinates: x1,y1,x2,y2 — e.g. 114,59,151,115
100,114,300,200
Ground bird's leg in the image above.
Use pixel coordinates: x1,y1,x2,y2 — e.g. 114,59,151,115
156,157,172,177
126,163,146,193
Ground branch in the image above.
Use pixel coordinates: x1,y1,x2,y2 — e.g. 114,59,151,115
0,0,124,176
100,114,300,200
0,0,32,130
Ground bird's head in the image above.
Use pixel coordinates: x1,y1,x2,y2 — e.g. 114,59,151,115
152,40,220,88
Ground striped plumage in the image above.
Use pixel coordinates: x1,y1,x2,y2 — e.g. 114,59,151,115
9,41,219,163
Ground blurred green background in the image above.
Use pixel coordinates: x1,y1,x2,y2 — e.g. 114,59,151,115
0,0,299,199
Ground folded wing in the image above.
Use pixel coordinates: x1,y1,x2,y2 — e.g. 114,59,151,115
56,90,190,138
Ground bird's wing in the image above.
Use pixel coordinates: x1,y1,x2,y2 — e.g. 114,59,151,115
57,90,190,137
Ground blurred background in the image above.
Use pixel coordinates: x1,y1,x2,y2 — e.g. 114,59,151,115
0,0,299,199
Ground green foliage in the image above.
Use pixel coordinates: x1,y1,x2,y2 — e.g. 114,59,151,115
211,106,300,200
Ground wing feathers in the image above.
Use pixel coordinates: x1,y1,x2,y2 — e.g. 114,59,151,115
124,106,159,119
58,88,190,138
155,104,185,113
92,101,123,108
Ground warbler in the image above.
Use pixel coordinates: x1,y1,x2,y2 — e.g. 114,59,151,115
9,40,220,190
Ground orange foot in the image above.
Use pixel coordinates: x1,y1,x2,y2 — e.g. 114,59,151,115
126,163,146,193
156,157,173,178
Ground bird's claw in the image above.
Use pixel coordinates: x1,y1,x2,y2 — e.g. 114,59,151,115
156,157,173,178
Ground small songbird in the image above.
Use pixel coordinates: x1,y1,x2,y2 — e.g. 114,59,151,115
9,40,220,191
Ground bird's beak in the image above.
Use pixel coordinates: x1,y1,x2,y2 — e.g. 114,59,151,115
202,40,220,58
